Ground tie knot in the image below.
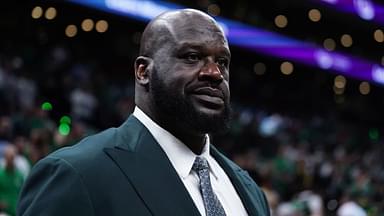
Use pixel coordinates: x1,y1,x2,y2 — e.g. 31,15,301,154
192,157,209,172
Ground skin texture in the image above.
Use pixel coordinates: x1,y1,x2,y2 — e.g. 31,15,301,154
134,9,231,154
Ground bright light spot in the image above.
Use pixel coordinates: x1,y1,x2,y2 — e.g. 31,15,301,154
275,15,288,28
340,34,353,47
359,81,370,95
105,0,169,20
45,7,57,20
253,62,266,75
308,9,321,22
323,38,336,51
315,50,333,69
58,123,71,136
280,61,294,75
96,20,108,33
259,115,283,137
334,75,346,89
60,116,72,125
31,6,43,19
65,25,77,37
81,19,94,32
374,29,384,43
353,0,375,20
207,4,220,16
372,65,384,84
41,102,53,111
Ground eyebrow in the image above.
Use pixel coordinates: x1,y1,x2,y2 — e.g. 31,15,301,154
176,42,231,58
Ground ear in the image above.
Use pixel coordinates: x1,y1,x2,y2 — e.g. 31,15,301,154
134,56,153,86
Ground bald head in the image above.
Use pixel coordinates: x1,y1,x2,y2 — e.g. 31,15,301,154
139,9,226,57
134,8,232,147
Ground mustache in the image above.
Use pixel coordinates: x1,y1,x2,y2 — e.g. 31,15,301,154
186,83,229,100
191,86,224,99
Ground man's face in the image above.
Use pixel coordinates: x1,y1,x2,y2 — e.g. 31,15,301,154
149,19,231,134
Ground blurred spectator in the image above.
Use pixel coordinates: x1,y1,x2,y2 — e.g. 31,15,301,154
15,74,37,113
0,145,24,216
296,190,324,216
0,139,30,180
275,202,299,216
69,85,98,123
0,117,12,142
337,201,367,216
9,136,31,179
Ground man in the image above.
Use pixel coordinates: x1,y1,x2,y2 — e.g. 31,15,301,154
0,145,24,216
17,9,270,216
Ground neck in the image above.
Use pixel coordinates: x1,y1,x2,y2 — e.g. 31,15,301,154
137,102,208,155
154,111,207,154
170,128,207,155
152,111,207,154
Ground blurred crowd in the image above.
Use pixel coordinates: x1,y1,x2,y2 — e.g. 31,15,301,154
1,17,383,216
219,106,384,215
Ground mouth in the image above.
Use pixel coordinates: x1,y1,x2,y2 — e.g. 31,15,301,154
190,87,225,108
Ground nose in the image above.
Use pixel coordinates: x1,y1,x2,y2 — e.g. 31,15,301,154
198,62,223,84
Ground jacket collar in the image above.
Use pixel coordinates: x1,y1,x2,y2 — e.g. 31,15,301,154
104,115,262,216
211,145,262,216
104,116,201,216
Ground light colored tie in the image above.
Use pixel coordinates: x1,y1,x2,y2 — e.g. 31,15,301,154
192,157,226,216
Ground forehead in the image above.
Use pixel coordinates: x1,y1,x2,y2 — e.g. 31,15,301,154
174,40,231,59
173,17,226,41
170,21,229,53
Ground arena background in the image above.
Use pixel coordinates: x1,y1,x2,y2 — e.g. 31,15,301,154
0,0,383,215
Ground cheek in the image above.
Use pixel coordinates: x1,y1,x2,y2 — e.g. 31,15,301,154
170,64,200,85
159,69,189,95
223,81,230,98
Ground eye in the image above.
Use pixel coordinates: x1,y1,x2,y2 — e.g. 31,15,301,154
184,52,201,63
217,57,229,68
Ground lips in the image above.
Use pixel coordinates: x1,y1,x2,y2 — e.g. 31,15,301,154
190,87,225,107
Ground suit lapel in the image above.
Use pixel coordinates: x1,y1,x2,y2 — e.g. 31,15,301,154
211,146,261,216
104,116,200,216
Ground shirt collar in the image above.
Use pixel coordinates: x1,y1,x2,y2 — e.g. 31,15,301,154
133,106,218,180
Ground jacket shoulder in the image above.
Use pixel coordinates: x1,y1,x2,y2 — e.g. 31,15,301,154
212,147,271,215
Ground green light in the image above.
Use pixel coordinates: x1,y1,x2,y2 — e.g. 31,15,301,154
58,123,71,136
369,128,379,141
60,115,71,124
41,102,53,111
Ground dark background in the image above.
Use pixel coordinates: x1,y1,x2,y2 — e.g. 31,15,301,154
0,0,383,215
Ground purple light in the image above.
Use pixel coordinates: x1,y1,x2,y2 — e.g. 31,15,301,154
316,0,384,24
68,0,384,86
315,50,334,69
372,65,384,83
354,0,375,20
321,0,339,4
225,22,381,83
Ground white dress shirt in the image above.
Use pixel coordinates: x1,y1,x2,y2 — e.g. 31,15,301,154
133,107,248,216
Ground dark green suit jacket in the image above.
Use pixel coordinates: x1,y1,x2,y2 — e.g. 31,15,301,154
17,115,270,216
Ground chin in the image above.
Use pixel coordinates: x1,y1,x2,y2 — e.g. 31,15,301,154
189,107,231,135
196,106,226,117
